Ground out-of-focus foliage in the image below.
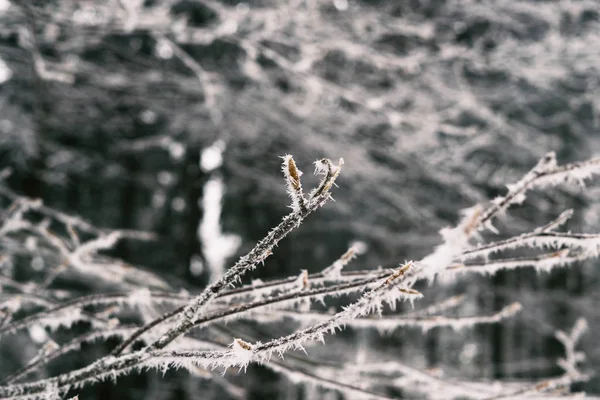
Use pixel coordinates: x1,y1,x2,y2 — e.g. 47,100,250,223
0,0,599,398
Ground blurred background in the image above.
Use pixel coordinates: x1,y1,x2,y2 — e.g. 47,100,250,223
0,0,599,398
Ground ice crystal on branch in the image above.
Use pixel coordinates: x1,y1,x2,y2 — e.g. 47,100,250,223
322,246,357,279
230,338,253,371
0,153,598,399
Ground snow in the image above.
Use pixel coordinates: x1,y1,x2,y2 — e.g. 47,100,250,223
0,56,11,84
197,177,241,282
200,141,225,173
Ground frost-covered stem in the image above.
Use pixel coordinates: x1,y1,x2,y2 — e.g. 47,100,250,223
116,272,387,356
111,306,184,355
189,334,395,400
1,267,384,342
160,338,397,400
217,256,369,302
194,274,388,325
148,157,342,350
0,185,157,239
0,288,56,314
404,294,465,317
2,327,139,384
555,318,588,378
0,309,107,338
536,209,574,232
341,361,496,398
143,348,394,399
0,267,411,398
321,246,357,278
0,293,131,337
0,277,32,293
310,158,343,199
4,153,599,398
261,302,522,332
459,209,574,260
0,291,193,338
484,319,589,400
0,351,150,399
448,250,594,275
477,153,600,231
3,268,374,311
458,230,600,261
251,263,420,358
263,361,396,400
484,373,588,400
38,261,68,290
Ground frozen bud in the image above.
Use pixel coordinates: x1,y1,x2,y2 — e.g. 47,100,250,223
231,338,253,368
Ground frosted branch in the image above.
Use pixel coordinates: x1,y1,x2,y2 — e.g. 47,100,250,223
477,153,600,232
142,157,342,350
259,302,522,333
1,153,599,399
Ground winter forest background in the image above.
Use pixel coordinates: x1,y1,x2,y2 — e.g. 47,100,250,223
1,0,600,399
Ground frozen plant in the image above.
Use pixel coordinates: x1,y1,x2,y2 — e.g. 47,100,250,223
0,153,598,399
